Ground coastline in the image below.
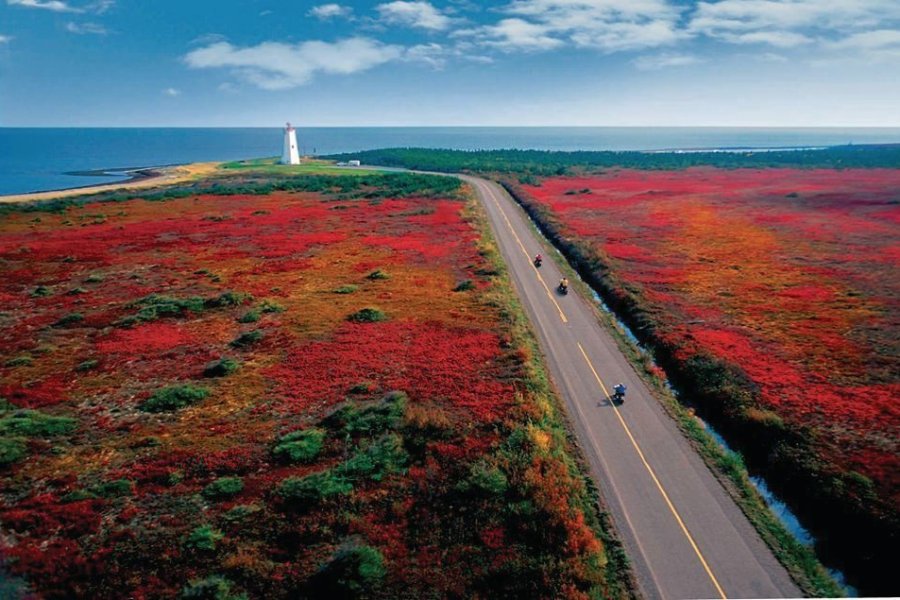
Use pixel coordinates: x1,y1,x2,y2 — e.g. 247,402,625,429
0,162,221,204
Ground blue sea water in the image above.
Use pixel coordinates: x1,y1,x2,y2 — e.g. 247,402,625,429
2,126,900,195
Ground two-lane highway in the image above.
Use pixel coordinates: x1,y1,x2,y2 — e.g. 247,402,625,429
463,174,800,600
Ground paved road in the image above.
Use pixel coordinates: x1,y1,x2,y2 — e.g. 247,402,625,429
463,175,800,600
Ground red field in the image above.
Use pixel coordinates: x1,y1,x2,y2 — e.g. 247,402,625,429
519,167,899,518
0,183,616,598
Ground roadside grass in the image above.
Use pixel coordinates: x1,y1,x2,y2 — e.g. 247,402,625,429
462,186,638,600
220,157,378,176
510,183,845,598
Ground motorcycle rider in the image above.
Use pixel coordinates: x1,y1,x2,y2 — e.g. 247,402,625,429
559,277,569,290
613,383,627,401
534,253,543,265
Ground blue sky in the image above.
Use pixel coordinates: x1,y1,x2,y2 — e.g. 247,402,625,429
1,0,899,126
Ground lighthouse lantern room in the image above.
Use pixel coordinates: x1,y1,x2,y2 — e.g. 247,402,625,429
281,122,300,165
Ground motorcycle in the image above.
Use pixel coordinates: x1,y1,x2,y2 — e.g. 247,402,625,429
534,256,543,268
557,282,569,295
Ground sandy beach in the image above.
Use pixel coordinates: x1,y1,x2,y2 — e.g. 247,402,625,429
0,162,221,204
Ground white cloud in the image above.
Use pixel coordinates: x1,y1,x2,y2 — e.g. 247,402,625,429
461,0,686,54
471,0,900,58
87,0,113,13
758,51,788,62
8,0,114,16
377,1,452,31
690,0,900,48
571,19,687,51
8,0,113,12
831,29,900,51
473,18,564,52
693,0,900,32
190,33,227,46
404,42,447,68
65,21,107,34
633,52,701,70
463,53,495,64
308,3,352,20
403,41,498,67
163,87,181,96
184,37,404,90
0,34,11,43
7,0,81,12
507,0,680,21
717,30,811,47
828,29,900,62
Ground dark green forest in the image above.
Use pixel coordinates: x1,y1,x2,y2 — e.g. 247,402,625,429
326,144,900,175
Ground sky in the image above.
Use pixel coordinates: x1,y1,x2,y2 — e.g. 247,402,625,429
1,0,899,126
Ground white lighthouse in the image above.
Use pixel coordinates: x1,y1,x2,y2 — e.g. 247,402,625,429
280,122,300,165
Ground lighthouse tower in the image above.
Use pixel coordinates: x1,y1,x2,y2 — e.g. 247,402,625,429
281,122,300,165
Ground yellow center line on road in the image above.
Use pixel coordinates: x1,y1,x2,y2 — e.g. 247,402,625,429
576,342,728,600
485,186,568,324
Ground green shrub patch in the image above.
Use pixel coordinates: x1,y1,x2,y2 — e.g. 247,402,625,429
140,385,209,412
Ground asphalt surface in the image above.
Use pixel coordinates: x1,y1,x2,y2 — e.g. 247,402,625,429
463,175,801,600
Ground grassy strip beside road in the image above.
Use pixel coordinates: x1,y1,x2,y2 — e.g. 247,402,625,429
221,157,379,176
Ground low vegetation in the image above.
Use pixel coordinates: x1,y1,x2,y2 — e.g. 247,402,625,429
347,307,387,323
203,358,240,378
202,477,244,500
140,385,210,412
0,173,629,598
271,429,325,464
0,402,77,466
229,330,264,348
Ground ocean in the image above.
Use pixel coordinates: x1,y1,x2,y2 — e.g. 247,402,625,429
2,127,900,195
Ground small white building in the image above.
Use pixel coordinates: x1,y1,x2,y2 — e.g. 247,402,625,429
348,160,361,167
281,122,300,165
